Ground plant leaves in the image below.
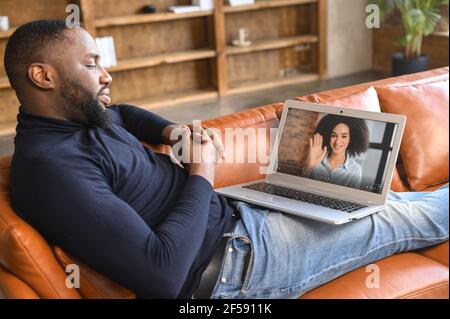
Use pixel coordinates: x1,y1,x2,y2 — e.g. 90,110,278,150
423,8,442,35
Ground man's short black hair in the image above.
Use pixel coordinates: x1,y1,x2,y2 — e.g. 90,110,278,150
4,19,70,89
314,114,370,157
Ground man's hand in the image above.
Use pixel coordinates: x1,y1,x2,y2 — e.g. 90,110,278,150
161,124,226,161
161,124,191,147
186,128,217,186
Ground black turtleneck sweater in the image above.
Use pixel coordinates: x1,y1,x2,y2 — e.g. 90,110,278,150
10,104,234,298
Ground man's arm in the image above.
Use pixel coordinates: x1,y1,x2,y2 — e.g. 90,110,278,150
108,104,175,145
108,104,226,161
16,156,213,298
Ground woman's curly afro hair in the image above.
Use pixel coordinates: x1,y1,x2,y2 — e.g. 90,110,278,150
314,114,369,157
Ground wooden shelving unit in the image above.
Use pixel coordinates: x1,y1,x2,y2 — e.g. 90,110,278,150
94,11,213,28
221,0,326,95
223,0,316,13
0,27,17,40
0,0,327,138
107,49,216,73
0,77,10,90
0,122,16,137
127,89,219,109
225,35,318,55
227,73,318,94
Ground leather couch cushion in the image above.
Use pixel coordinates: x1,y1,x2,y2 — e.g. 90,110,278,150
277,86,381,120
0,157,80,299
376,79,449,191
53,247,136,299
295,67,449,107
297,85,382,111
300,253,449,299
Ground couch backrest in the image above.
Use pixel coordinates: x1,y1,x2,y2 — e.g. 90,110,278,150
296,67,449,103
376,77,449,191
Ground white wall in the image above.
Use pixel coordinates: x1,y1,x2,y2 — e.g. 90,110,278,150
327,0,373,78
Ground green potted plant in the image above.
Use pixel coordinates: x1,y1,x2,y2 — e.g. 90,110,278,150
369,0,448,75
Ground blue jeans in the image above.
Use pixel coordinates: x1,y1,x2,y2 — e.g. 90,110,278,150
210,184,449,299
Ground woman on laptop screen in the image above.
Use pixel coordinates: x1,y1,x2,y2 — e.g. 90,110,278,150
303,114,369,188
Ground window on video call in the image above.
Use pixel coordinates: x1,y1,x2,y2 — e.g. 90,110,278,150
277,108,398,194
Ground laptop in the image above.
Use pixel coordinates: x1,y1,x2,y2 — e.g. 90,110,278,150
216,100,406,225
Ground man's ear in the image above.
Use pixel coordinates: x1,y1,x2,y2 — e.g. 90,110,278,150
27,63,56,89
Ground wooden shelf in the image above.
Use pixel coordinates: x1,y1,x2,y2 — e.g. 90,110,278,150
432,31,449,37
224,0,317,13
0,27,17,40
107,49,216,73
227,73,319,95
127,89,218,109
226,35,318,55
95,11,213,28
0,77,10,90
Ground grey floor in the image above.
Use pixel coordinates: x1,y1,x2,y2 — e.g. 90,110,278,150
0,70,387,157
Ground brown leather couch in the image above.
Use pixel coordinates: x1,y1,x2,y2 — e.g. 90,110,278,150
0,67,448,299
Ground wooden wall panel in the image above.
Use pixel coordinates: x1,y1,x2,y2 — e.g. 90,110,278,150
96,18,210,59
92,0,191,18
213,1,227,95
311,0,326,77
227,46,314,86
225,5,313,44
227,51,280,86
0,40,7,78
77,0,97,36
0,0,83,77
280,46,315,72
109,60,212,102
0,0,73,27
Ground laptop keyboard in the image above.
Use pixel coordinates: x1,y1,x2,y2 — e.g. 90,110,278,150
243,182,366,213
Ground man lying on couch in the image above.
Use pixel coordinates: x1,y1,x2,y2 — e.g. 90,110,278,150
4,20,449,299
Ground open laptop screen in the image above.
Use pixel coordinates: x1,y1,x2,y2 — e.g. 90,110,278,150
276,108,399,194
